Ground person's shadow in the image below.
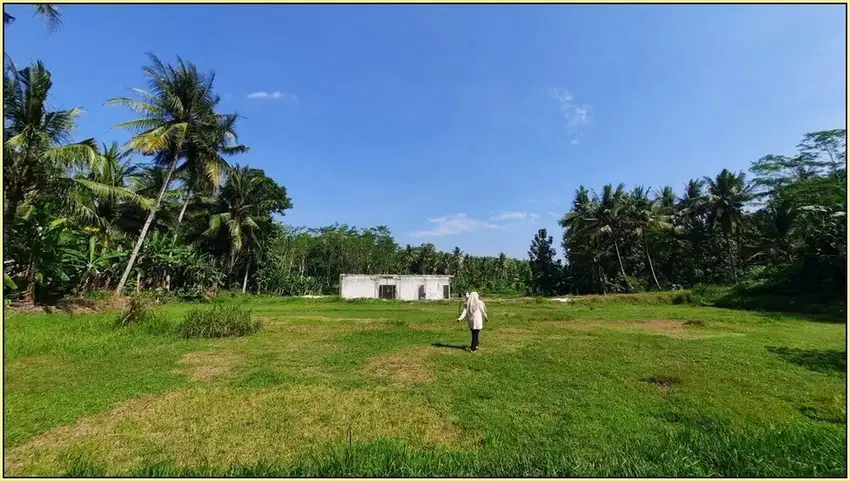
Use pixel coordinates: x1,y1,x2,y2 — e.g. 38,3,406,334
431,342,467,351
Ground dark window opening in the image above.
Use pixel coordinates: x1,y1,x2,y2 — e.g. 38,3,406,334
378,285,396,300
443,285,449,299
418,285,426,300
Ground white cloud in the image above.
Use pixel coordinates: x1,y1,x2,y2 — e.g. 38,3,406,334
410,213,501,238
247,91,289,100
547,211,561,218
411,211,545,237
489,211,529,221
537,87,590,144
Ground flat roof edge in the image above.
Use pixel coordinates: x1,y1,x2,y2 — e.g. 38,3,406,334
340,274,454,278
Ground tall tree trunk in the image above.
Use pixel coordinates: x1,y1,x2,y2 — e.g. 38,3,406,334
165,192,194,290
176,192,192,226
242,258,250,294
4,196,20,232
613,239,630,292
600,267,608,295
23,257,36,304
643,233,661,290
114,152,178,295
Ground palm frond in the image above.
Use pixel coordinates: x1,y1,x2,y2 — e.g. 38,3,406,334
33,4,61,32
43,140,98,169
105,97,165,118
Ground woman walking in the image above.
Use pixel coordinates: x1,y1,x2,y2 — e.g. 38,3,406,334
457,291,488,352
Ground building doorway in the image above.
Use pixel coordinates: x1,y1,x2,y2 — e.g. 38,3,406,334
378,285,396,299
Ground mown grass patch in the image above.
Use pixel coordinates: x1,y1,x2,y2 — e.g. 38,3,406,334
4,295,846,476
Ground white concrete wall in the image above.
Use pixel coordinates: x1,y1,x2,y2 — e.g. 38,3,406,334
340,275,378,299
340,275,451,300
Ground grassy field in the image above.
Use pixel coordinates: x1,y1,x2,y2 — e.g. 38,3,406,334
3,294,846,477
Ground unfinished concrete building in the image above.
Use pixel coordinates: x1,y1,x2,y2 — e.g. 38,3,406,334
339,274,453,300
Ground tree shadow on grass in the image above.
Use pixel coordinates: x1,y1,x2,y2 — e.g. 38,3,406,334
431,342,468,351
766,346,847,374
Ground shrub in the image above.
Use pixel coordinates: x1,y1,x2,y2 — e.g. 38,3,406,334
175,285,205,302
178,304,262,339
115,295,156,328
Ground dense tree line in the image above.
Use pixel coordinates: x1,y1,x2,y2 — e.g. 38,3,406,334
3,7,845,304
253,225,532,296
525,129,846,299
2,22,530,302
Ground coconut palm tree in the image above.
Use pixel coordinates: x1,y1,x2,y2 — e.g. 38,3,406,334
702,169,754,278
591,183,630,291
4,4,61,32
626,186,671,290
656,185,676,215
3,60,99,227
67,142,151,240
703,169,753,239
204,165,292,291
107,54,241,294
163,112,248,228
559,186,592,236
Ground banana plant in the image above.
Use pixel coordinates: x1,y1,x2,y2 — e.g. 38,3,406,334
61,236,126,292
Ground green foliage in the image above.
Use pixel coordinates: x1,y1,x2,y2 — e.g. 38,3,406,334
177,304,262,339
255,267,322,296
559,129,846,306
2,52,843,313
528,228,561,296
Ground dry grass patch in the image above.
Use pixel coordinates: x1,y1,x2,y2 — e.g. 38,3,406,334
363,347,446,384
408,323,450,332
281,324,328,334
483,328,542,353
4,385,473,476
549,319,742,340
177,350,244,381
4,355,63,391
259,315,390,335
494,327,535,335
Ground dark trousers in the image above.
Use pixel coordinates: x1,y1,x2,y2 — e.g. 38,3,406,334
470,329,481,351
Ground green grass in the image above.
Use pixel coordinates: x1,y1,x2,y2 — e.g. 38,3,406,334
4,295,846,476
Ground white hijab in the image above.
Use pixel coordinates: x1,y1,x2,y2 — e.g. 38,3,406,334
465,291,486,316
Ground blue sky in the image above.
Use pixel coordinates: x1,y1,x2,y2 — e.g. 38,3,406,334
5,4,846,258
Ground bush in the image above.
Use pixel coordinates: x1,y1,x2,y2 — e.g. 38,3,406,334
115,295,156,328
175,285,205,302
178,304,262,339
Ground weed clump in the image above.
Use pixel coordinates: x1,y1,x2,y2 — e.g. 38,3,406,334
178,304,262,339
115,295,155,328
114,295,173,335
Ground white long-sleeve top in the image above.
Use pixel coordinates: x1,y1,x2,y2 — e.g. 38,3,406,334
458,304,488,330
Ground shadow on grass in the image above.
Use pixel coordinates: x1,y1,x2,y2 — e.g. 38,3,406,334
676,285,846,323
431,342,468,351
766,346,847,374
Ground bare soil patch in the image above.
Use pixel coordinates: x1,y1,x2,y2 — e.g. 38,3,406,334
642,375,680,392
